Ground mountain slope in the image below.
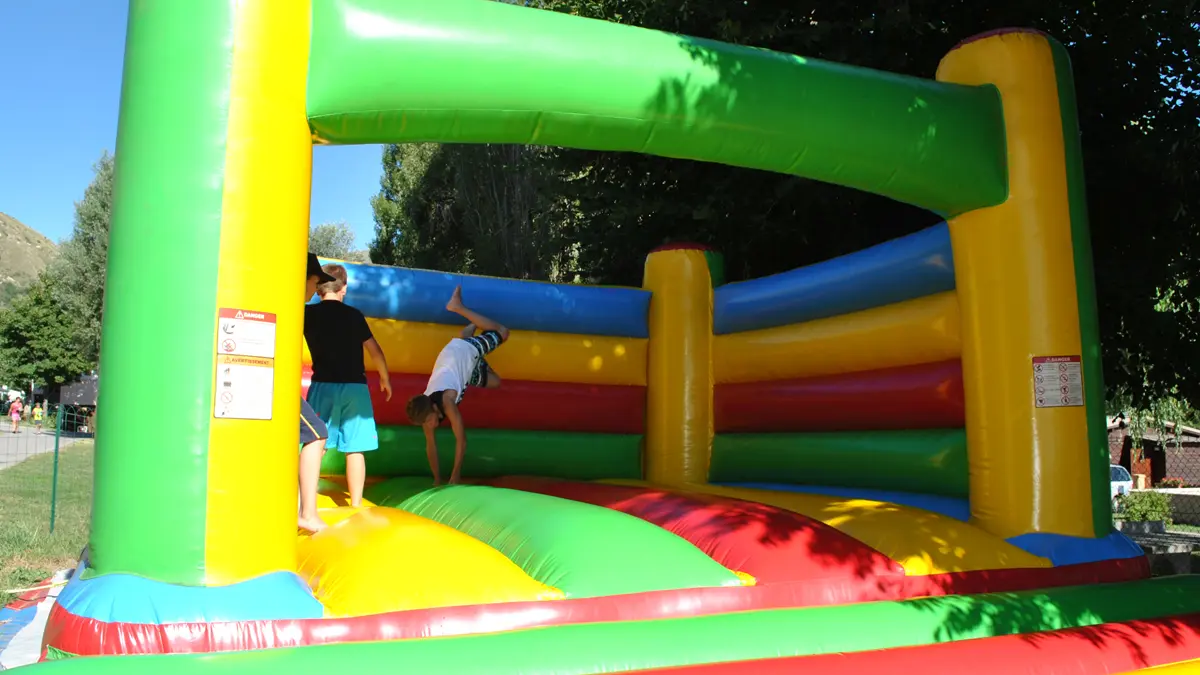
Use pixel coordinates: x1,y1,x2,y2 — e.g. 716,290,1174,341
0,212,57,305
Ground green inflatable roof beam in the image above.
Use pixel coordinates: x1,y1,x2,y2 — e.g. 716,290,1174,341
320,426,643,481
307,0,1008,216
390,484,744,597
23,576,1200,673
89,0,232,583
709,429,969,499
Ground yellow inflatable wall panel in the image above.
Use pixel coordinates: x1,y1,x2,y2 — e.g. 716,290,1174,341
203,0,312,585
713,291,962,384
642,247,714,486
938,32,1096,539
303,319,647,387
297,507,564,617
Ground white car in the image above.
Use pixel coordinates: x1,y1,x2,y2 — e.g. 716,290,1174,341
1111,464,1134,510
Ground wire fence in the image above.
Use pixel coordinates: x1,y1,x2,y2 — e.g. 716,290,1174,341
4,396,1195,550
0,402,94,533
1113,435,1200,537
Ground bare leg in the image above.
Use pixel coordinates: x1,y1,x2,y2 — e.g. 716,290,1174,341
346,452,366,507
446,286,508,340
449,443,464,485
484,366,502,389
298,439,328,533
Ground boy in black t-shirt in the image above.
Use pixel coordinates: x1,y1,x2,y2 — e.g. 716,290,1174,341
304,264,393,508
299,253,336,533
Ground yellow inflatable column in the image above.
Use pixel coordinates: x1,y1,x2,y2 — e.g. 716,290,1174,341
642,245,719,486
938,31,1100,539
204,0,313,583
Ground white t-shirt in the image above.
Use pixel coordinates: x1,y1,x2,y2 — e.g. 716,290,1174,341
424,339,481,404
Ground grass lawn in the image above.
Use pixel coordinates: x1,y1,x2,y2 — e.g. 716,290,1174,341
0,442,92,606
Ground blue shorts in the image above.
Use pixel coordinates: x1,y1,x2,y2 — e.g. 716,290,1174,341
306,382,378,453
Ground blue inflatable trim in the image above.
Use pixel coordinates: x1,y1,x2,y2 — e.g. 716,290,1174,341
717,482,971,521
318,259,650,338
1006,530,1146,567
57,560,324,624
0,604,38,653
713,222,955,335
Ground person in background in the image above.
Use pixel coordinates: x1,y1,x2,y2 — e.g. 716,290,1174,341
304,263,393,512
32,402,44,434
8,396,23,434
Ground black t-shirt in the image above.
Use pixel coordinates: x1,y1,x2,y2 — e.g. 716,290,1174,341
304,300,374,384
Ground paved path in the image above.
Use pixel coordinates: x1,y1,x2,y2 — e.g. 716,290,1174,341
0,430,85,471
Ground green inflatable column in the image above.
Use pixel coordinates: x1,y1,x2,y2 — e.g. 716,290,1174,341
90,1,233,583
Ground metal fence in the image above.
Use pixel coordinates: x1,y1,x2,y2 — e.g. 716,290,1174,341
1111,425,1200,537
0,403,94,532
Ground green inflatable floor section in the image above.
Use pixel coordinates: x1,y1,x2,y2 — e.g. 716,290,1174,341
368,478,744,597
35,576,1200,674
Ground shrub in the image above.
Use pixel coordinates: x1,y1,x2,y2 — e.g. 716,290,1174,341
1158,477,1187,489
1117,490,1173,524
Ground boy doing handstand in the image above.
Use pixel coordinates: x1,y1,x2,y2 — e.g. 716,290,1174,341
405,286,508,485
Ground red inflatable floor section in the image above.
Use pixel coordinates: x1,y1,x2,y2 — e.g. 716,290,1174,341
483,477,1148,596
714,359,964,432
621,613,1200,674
301,368,645,434
43,555,1150,657
484,476,903,584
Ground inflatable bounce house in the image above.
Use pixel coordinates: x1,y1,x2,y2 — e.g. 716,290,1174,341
29,0,1200,673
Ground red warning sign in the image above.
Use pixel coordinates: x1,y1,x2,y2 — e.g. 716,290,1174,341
213,308,277,421
1032,355,1083,408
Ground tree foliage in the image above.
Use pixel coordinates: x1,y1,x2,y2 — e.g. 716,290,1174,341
372,0,1200,408
371,143,572,279
0,277,93,388
309,221,368,262
52,151,114,364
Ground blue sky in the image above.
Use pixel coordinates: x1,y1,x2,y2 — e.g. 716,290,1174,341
0,1,383,249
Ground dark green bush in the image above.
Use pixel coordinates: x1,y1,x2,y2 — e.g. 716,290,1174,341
1117,490,1173,524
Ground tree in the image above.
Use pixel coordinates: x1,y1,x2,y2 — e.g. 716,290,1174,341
0,277,92,389
52,151,114,364
309,221,365,261
371,142,577,280
371,143,473,273
374,0,1200,409
535,0,1200,406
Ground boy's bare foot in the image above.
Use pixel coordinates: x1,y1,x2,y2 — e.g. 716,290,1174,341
446,285,464,313
448,474,462,485
298,516,328,534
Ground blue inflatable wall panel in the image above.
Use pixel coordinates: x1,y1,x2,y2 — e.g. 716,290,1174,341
317,260,650,338
713,223,956,335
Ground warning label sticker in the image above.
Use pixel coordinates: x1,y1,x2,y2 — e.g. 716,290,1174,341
1033,355,1084,409
217,308,277,359
213,308,276,420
